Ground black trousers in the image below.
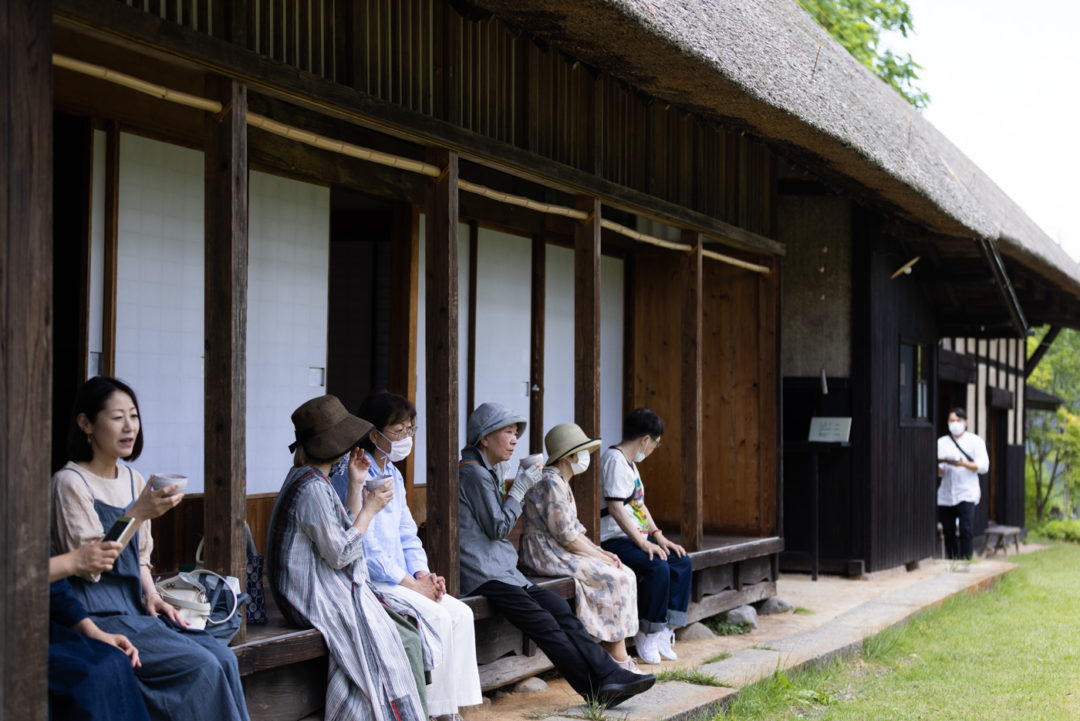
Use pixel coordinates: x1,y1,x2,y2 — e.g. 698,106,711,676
939,501,975,559
475,580,620,697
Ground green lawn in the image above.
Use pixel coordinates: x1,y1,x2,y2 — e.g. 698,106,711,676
721,545,1080,720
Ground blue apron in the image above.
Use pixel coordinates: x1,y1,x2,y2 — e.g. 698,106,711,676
65,467,250,721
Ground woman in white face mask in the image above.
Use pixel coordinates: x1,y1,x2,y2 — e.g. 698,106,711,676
329,391,483,718
518,423,644,673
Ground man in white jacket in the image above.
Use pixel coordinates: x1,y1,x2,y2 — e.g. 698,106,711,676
937,407,990,559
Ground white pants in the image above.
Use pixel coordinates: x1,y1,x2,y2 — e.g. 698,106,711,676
373,582,483,716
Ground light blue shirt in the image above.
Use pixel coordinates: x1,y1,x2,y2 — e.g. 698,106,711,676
329,451,429,585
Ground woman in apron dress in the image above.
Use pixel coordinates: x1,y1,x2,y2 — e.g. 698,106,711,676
51,376,250,721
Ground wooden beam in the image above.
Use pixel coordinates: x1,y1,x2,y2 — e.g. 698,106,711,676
574,197,602,541
529,233,546,454
977,237,1028,336
1,2,52,718
424,148,461,595
1025,326,1060,379
202,76,248,642
102,121,120,376
389,205,420,504
680,231,704,552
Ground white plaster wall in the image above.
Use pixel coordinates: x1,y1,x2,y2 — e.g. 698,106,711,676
114,134,205,489
543,245,575,445
600,255,625,448
245,171,330,493
473,228,532,468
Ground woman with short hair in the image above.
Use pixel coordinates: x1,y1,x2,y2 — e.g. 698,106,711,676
329,390,482,718
600,408,693,666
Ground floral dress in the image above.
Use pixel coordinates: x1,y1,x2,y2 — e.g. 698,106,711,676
519,467,638,643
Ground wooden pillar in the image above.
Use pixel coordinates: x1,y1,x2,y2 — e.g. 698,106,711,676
529,233,546,454
574,197,602,540
101,122,120,377
681,231,704,551
202,77,248,640
424,149,460,595
389,205,420,505
1,2,52,718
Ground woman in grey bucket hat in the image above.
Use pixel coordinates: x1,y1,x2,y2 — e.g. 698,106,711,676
457,404,655,707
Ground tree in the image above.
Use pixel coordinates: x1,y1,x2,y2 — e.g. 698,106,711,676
795,0,931,110
1026,327,1080,522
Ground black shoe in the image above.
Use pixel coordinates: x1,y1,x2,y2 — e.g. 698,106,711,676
594,672,655,708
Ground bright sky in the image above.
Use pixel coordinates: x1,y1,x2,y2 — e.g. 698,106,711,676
889,0,1080,261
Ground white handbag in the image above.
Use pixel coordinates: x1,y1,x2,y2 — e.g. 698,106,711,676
155,539,241,632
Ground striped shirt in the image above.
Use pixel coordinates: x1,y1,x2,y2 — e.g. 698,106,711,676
266,465,427,721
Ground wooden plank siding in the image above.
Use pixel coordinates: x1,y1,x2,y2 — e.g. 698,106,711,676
103,0,776,238
630,247,779,538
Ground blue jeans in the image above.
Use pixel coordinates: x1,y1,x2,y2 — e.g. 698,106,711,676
601,536,693,633
939,501,975,559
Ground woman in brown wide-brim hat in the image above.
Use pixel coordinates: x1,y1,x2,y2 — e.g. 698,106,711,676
265,394,435,721
518,422,644,673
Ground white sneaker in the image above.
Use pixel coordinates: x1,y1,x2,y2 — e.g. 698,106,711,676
656,628,678,661
634,630,661,665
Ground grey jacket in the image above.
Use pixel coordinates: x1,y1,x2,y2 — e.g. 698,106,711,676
458,445,530,595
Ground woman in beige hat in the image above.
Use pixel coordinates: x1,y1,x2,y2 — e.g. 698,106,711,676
519,422,642,673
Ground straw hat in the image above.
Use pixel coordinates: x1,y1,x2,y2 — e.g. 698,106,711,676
544,423,601,464
288,395,373,461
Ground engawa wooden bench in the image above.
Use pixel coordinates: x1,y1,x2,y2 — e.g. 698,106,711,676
983,524,1021,557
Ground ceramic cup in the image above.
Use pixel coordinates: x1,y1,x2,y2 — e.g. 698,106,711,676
149,473,188,496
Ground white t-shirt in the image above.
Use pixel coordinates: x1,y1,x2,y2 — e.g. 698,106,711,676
936,432,989,506
599,448,650,542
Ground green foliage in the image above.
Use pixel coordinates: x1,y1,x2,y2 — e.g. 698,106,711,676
794,606,815,615
705,651,733,664
704,616,755,636
1026,328,1080,522
1030,518,1080,543
795,0,930,109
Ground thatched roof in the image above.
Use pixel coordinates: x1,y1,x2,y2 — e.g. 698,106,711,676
470,0,1080,316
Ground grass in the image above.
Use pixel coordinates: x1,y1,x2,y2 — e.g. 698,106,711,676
793,606,815,615
705,651,732,664
713,544,1080,720
654,667,731,687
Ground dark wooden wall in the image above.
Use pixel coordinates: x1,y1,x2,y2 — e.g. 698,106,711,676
628,246,778,537
854,211,938,571
108,0,776,239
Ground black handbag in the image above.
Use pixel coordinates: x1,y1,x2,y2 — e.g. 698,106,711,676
245,523,269,625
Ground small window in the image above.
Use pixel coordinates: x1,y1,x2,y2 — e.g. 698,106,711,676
900,341,929,421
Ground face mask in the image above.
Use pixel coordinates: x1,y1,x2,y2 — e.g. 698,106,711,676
388,436,413,462
570,450,591,475
948,421,966,436
633,438,649,464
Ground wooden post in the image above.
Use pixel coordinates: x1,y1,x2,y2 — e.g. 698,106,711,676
202,76,248,642
389,205,420,503
102,121,120,377
574,197,602,540
681,231,704,551
529,233,546,454
425,149,460,595
1,2,52,718
466,221,479,416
